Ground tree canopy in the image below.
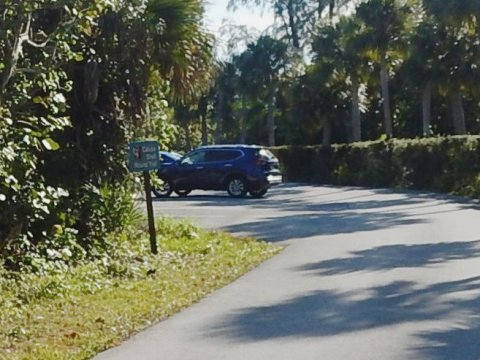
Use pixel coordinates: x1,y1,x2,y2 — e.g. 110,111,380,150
197,0,480,146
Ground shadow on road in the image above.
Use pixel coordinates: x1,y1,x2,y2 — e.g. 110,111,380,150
154,184,480,358
154,184,472,242
208,275,480,359
223,210,426,242
296,240,480,275
416,318,480,360
154,184,480,211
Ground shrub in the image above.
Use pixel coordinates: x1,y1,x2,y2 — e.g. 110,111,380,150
1,178,143,272
272,136,480,199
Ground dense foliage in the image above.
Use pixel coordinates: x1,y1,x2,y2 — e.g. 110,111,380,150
181,0,480,149
0,0,213,267
273,136,480,198
3,0,480,269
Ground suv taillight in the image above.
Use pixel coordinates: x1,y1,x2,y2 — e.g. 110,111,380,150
253,156,268,166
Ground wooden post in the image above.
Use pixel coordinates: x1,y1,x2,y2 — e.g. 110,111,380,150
143,171,158,254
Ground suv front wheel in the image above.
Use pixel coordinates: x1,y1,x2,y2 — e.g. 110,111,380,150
175,189,191,197
226,176,247,198
152,176,173,198
250,189,267,198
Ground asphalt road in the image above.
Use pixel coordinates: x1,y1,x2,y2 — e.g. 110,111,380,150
95,184,480,360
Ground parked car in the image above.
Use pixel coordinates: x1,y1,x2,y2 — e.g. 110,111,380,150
152,145,282,198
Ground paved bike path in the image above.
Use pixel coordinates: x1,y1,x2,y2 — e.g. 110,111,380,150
95,185,480,360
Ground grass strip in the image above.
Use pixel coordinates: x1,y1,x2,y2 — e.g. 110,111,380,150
0,218,280,360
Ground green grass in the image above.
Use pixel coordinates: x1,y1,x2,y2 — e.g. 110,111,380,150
0,218,280,360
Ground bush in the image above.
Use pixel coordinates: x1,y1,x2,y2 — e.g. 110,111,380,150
1,178,143,272
272,136,480,199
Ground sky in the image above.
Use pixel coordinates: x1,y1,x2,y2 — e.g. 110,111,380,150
204,0,273,33
204,0,274,57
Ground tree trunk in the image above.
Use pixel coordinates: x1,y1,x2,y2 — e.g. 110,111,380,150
380,55,393,138
317,0,335,147
322,118,332,147
214,89,224,144
201,114,208,145
266,85,276,147
198,96,208,145
422,82,432,137
351,78,361,142
240,95,248,144
329,0,335,18
287,0,300,49
451,91,466,135
184,123,192,150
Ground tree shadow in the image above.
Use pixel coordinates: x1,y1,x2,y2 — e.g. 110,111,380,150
207,276,480,360
372,187,480,211
152,185,308,206
155,184,473,242
415,319,480,360
223,210,427,242
154,184,480,215
207,282,438,340
297,240,480,275
413,277,480,360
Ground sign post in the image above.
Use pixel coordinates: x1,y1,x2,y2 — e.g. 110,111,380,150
143,171,157,254
129,141,160,254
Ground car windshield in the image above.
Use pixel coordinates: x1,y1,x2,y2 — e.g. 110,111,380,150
160,151,182,162
168,152,182,161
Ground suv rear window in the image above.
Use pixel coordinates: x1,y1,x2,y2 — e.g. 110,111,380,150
258,149,275,159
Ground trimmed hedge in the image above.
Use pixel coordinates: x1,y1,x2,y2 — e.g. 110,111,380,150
272,136,480,199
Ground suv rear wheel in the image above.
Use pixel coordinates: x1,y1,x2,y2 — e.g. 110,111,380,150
227,176,247,198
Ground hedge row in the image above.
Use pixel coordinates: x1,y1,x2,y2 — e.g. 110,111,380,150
272,136,480,199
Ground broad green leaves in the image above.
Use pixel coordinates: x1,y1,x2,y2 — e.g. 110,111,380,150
1,0,214,265
0,0,104,253
41,139,60,151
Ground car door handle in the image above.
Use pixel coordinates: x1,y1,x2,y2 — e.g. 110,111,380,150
224,164,233,167
196,166,204,170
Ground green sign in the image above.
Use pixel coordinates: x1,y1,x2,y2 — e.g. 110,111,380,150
128,141,159,173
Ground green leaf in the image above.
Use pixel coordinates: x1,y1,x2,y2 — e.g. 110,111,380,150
74,53,84,62
42,138,60,151
53,93,66,104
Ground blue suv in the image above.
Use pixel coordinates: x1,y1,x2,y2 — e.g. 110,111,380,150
153,145,282,198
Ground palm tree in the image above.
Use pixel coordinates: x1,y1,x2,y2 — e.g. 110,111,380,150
356,0,410,138
338,17,368,142
236,36,289,146
313,18,367,142
423,0,478,135
319,0,357,146
234,52,257,143
147,0,214,104
403,15,440,136
211,62,238,144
